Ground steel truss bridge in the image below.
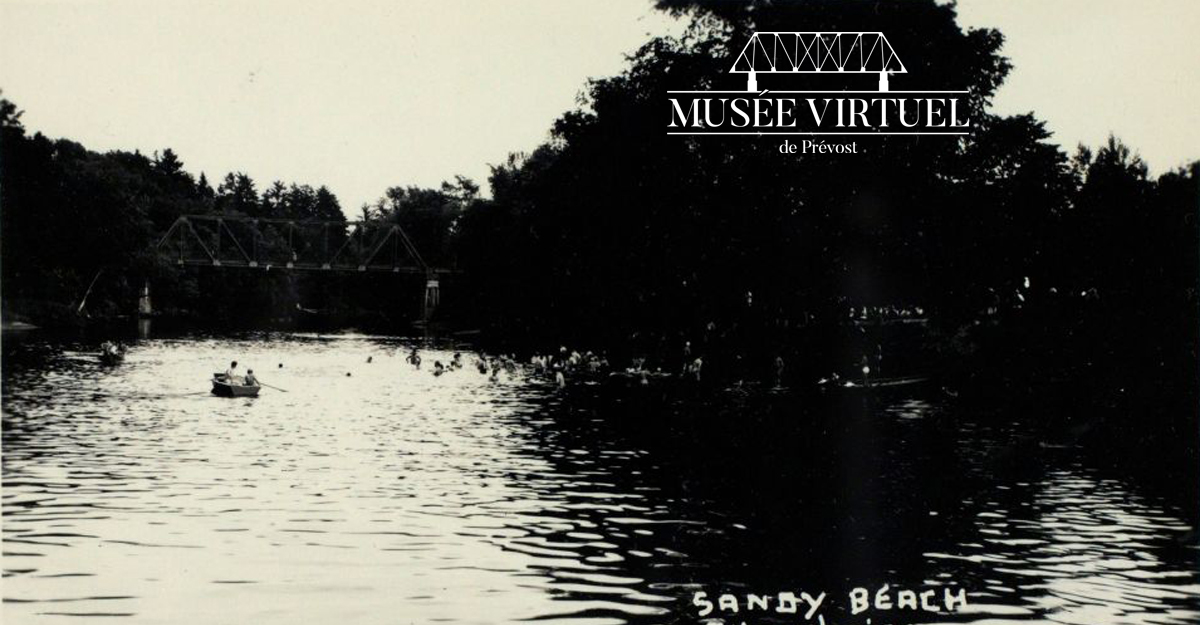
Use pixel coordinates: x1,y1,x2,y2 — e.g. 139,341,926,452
155,214,450,275
153,214,450,318
730,31,906,91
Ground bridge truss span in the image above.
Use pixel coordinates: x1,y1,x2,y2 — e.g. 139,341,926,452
154,214,450,275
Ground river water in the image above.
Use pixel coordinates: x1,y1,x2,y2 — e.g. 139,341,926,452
3,331,1198,624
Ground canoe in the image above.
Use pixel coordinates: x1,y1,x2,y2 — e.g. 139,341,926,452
830,375,930,390
211,373,261,397
99,352,125,366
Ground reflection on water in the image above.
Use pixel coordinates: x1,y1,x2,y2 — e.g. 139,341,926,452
927,470,1200,625
3,333,1198,624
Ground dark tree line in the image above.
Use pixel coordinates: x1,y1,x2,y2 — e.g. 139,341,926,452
1,1,1197,419
449,0,1197,416
0,97,471,325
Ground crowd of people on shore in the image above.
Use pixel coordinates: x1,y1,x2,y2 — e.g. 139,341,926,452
200,308,908,393
395,342,781,391
407,347,563,385
148,329,881,395
212,344,707,391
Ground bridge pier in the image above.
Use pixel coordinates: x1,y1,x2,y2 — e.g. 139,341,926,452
422,274,441,322
878,70,889,92
137,281,153,317
746,71,757,92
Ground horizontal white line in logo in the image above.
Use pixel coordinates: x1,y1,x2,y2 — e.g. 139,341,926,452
666,131,969,136
667,90,971,94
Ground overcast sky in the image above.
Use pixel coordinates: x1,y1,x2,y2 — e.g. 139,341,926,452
2,0,1197,212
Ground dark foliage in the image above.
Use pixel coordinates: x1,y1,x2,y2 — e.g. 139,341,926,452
1,0,1196,422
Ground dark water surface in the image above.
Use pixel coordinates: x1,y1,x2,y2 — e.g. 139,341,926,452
3,331,1198,624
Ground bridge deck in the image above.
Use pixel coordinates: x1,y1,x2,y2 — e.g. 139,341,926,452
169,258,454,275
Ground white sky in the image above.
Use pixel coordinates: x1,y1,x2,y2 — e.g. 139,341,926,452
956,0,1200,173
1,0,1197,213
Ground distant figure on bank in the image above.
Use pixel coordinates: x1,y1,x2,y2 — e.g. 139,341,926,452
774,355,785,387
244,369,259,387
225,361,241,384
689,357,703,382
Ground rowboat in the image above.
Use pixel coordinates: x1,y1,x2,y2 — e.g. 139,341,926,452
211,373,261,397
99,351,125,366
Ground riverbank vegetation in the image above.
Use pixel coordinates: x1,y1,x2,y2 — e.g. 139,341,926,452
2,1,1196,423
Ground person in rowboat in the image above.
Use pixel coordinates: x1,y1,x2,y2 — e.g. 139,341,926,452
244,369,259,387
225,361,241,384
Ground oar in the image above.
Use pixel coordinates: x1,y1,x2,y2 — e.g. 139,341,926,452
260,382,289,393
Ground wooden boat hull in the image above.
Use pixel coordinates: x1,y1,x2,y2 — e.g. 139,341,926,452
211,375,261,397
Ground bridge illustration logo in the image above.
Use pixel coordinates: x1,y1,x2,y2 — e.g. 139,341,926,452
667,31,970,137
731,32,906,92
